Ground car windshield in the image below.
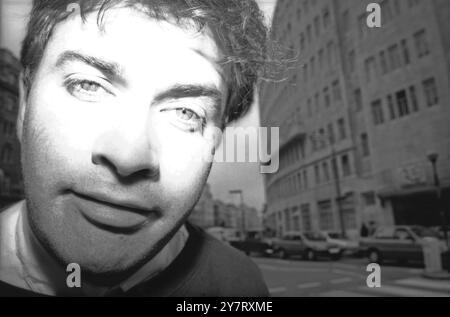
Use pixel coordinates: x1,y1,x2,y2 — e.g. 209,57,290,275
411,227,440,238
328,232,344,239
304,232,327,241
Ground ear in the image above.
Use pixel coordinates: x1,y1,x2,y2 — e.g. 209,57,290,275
16,72,27,143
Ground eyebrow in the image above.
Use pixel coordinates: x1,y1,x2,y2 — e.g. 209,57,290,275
152,84,223,113
55,50,126,85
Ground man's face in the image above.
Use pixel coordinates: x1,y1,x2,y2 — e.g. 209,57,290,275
19,7,225,279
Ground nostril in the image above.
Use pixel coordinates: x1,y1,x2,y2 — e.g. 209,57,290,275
92,154,119,175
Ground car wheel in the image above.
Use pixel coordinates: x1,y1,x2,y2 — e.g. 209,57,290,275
305,249,316,261
368,249,382,264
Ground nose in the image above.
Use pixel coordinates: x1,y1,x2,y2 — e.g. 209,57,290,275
91,123,159,180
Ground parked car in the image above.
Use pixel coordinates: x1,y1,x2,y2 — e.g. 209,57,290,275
229,236,274,257
272,231,342,261
321,231,360,256
359,225,447,265
206,227,241,244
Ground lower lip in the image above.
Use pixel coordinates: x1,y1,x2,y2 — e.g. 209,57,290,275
70,192,151,232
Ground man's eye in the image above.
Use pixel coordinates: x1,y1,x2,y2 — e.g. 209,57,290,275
65,78,113,101
176,108,200,121
161,107,207,133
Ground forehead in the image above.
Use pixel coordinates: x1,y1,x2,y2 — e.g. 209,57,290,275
40,6,224,90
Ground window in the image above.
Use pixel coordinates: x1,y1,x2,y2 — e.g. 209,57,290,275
371,99,385,125
301,204,312,231
318,200,334,231
341,154,352,177
332,80,341,101
319,49,324,70
292,207,300,231
387,94,396,120
401,39,410,65
323,7,330,29
322,161,330,182
337,118,347,140
414,29,430,58
388,44,401,70
314,16,320,36
354,88,363,111
423,78,438,107
315,164,321,184
327,123,335,145
361,133,370,157
396,90,410,117
409,85,419,112
348,50,355,73
365,57,377,81
303,170,308,188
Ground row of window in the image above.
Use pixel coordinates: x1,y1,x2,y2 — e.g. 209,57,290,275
371,77,438,126
278,116,348,171
274,203,313,233
276,0,330,44
305,79,342,116
268,152,354,202
301,40,338,82
364,29,430,82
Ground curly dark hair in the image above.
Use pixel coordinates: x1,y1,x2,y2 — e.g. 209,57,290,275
20,0,270,125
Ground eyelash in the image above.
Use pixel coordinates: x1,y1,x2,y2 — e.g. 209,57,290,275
162,107,207,133
64,78,113,100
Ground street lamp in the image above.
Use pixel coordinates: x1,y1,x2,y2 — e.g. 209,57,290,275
427,153,450,271
229,189,246,236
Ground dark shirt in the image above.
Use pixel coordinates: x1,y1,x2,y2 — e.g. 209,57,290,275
0,223,269,297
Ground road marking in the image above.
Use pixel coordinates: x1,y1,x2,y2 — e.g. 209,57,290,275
333,263,359,270
269,287,287,294
297,282,322,289
258,264,326,273
395,278,450,292
361,285,450,297
319,290,376,297
332,269,366,279
330,277,353,285
408,269,424,274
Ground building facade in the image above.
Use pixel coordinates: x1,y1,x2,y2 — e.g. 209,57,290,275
259,0,450,237
0,48,23,208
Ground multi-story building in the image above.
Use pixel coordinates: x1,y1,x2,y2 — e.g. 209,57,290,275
259,0,450,237
0,48,23,208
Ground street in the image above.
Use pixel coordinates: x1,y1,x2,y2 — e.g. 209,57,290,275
251,256,450,297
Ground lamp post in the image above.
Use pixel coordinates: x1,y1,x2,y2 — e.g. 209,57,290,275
427,153,450,271
229,189,246,236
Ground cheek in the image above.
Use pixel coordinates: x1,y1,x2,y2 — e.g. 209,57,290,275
157,129,214,196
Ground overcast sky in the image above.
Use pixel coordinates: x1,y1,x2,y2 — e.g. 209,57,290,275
0,0,277,210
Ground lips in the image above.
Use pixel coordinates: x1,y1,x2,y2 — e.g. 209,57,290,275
70,191,155,233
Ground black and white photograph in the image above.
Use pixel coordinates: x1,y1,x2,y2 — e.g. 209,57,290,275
0,0,449,299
